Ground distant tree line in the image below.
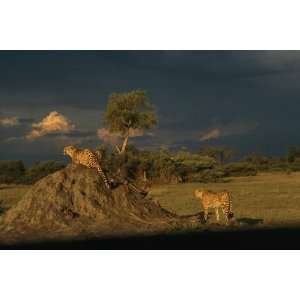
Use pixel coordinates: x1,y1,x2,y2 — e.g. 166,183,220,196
97,144,300,183
242,147,300,173
3,145,300,186
96,144,258,184
0,145,253,185
0,160,65,185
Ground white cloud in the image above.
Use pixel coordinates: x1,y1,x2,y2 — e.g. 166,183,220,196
0,116,19,127
26,111,75,140
97,128,120,145
200,128,221,141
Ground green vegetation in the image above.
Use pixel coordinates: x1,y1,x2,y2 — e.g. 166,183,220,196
4,144,300,186
96,145,257,184
4,145,300,186
21,161,66,184
0,160,65,185
0,161,25,184
241,153,300,172
287,145,300,163
104,90,158,153
198,146,235,164
223,162,257,177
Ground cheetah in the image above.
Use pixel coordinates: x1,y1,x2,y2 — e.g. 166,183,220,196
63,145,111,189
194,189,234,223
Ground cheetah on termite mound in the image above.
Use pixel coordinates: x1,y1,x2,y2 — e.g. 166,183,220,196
63,145,112,189
63,145,149,196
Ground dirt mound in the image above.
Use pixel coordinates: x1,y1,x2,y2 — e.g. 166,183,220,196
0,165,199,245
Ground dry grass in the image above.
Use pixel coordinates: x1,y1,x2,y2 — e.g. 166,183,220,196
0,184,30,212
150,172,300,226
2,172,300,227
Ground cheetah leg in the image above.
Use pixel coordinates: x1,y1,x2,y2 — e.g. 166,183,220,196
204,208,208,222
215,208,220,222
222,208,229,224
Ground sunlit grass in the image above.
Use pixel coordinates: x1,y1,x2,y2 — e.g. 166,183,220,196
0,184,30,211
150,172,300,226
1,172,300,227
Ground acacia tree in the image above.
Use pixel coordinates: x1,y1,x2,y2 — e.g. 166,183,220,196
104,90,158,154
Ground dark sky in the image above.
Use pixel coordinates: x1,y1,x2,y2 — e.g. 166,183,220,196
1,50,300,163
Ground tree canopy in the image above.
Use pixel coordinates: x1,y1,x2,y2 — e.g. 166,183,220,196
104,90,158,153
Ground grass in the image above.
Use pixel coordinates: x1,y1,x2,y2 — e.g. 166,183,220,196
150,172,300,227
0,184,30,212
1,172,300,227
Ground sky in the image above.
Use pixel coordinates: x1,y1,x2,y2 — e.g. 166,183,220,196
1,50,300,164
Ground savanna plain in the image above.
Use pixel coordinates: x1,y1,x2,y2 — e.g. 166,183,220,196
2,171,300,228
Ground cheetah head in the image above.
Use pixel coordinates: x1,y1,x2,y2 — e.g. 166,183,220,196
63,145,77,157
194,189,205,199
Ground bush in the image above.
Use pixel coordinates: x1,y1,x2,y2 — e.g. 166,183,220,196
96,145,259,184
103,147,191,184
267,161,289,172
147,149,183,183
223,162,257,177
288,161,300,172
190,168,227,183
173,151,216,171
0,161,25,184
21,161,66,184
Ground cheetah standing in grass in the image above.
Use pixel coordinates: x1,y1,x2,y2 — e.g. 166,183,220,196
194,189,234,223
63,145,111,189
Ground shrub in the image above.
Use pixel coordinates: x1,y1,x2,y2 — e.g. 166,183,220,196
21,161,66,184
97,146,258,184
223,162,257,177
173,151,216,171
288,161,300,172
0,160,25,184
190,168,227,183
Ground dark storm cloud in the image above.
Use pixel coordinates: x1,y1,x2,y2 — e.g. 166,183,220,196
2,51,299,109
64,130,95,138
35,130,96,139
1,50,300,162
19,118,35,123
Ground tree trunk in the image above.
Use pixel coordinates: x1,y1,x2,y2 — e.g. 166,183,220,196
120,133,129,153
115,145,121,154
